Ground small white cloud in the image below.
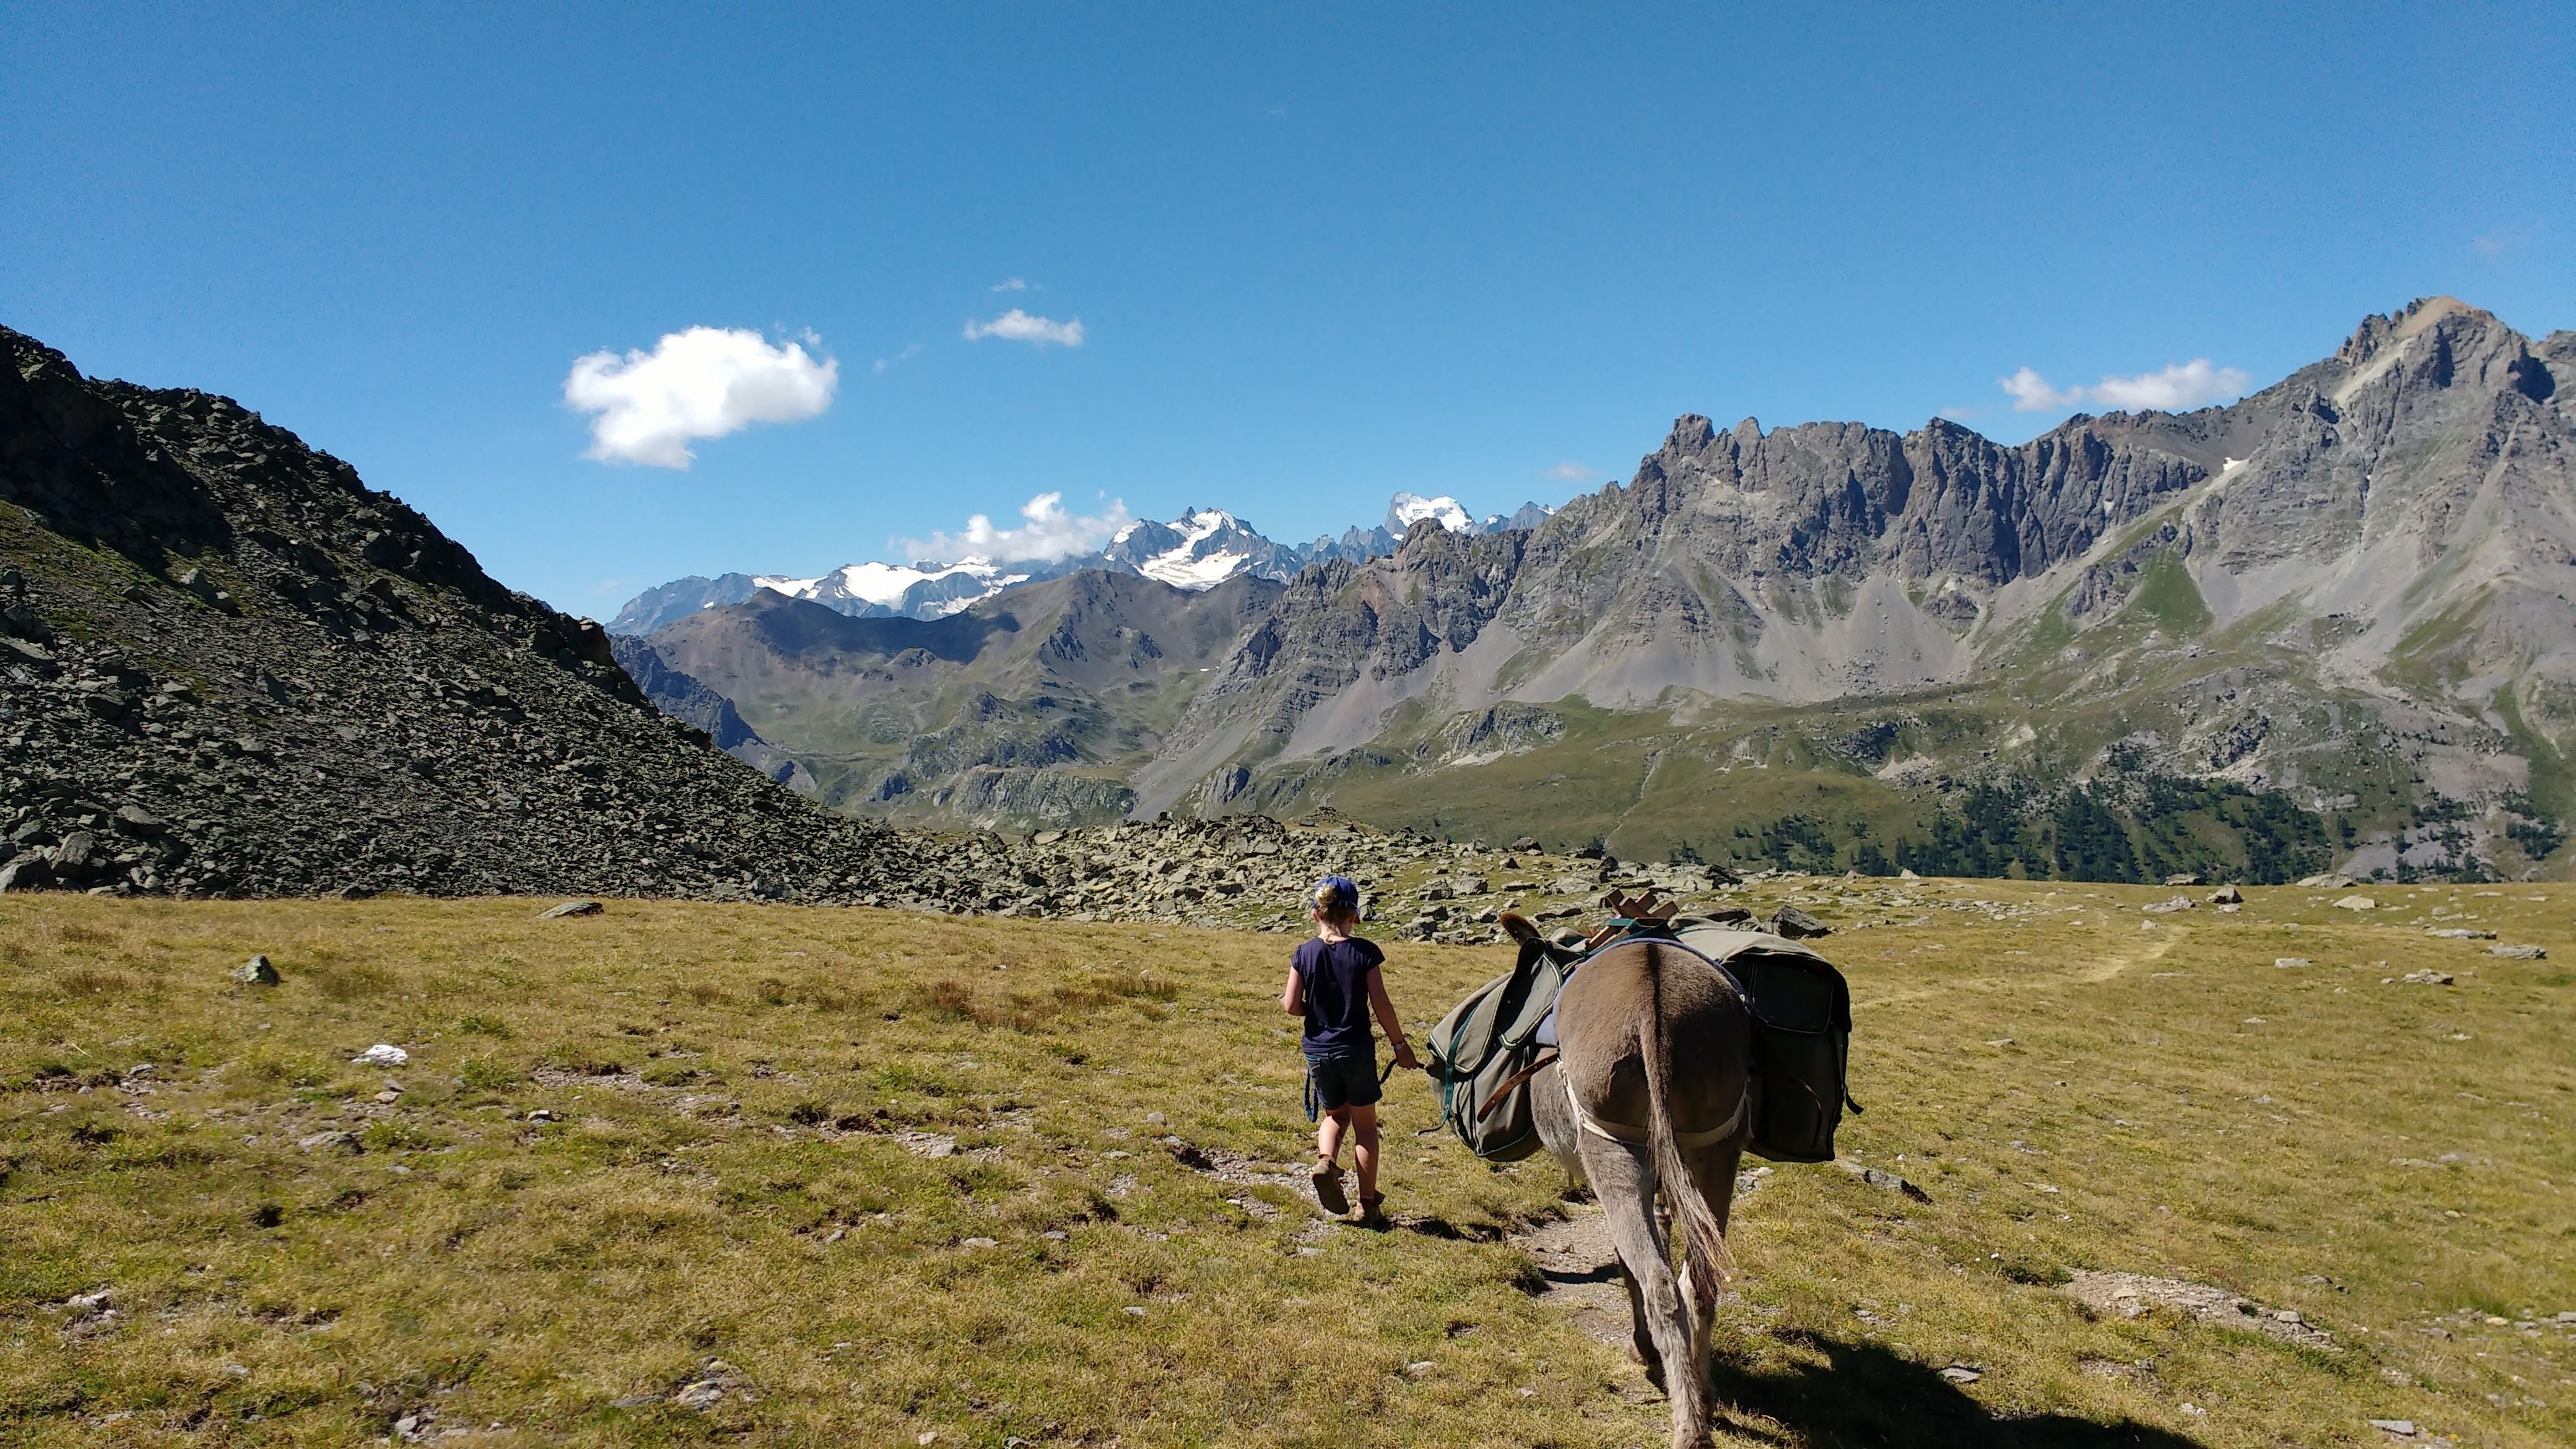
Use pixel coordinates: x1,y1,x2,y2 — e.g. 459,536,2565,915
565,326,837,468
2000,366,2084,413
899,492,1132,564
1999,359,2250,416
2086,360,2252,411
990,277,1032,292
872,343,924,376
1543,461,1593,482
964,309,1086,347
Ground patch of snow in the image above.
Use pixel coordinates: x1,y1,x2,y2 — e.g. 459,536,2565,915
1142,547,1250,590
829,560,998,607
1388,492,1472,536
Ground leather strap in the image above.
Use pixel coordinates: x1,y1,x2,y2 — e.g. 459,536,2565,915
1474,1051,1559,1123
1564,1074,1741,1150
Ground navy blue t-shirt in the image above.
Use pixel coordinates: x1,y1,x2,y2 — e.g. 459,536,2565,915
1292,935,1385,1060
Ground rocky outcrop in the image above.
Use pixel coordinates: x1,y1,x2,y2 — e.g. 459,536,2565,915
0,324,953,903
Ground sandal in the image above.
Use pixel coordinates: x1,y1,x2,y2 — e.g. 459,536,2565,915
1310,1159,1349,1216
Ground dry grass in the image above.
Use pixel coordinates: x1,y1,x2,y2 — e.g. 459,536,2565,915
0,882,2570,1447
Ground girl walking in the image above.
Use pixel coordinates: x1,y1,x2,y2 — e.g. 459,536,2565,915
1281,875,1419,1226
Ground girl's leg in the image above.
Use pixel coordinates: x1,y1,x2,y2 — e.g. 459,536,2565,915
1311,1107,1352,1214
1347,1105,1380,1199
1316,1107,1347,1165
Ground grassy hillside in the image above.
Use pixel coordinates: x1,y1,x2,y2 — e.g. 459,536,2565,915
3,887,2571,1446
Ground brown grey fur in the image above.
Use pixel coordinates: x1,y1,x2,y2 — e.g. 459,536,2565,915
1531,938,1752,1447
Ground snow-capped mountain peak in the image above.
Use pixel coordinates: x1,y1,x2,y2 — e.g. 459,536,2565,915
1102,507,1292,590
612,493,1564,634
754,559,1022,617
1386,492,1472,536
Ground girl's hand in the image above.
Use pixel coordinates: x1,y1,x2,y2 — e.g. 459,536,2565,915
1393,1042,1421,1071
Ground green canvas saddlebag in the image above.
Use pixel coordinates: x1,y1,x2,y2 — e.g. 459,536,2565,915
1670,922,1858,1164
1424,934,1581,1161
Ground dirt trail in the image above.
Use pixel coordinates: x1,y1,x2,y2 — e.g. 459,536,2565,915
1848,925,2185,1012
1513,1203,1633,1346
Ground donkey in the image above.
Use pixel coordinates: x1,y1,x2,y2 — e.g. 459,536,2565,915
1530,936,1754,1447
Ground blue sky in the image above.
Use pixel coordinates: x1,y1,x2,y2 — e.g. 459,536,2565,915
5,4,2570,612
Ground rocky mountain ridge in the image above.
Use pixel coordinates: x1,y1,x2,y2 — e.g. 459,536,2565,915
646,299,2576,883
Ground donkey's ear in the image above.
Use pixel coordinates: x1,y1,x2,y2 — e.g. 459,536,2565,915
1500,912,1541,944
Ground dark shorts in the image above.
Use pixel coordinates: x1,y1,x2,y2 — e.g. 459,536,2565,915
1306,1051,1382,1112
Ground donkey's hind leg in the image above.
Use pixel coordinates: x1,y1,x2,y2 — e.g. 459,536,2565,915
1582,1133,1706,1441
1682,1134,1748,1393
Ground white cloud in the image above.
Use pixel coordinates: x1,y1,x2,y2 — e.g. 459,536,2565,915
2086,360,2253,411
964,309,1086,347
1543,461,1593,482
872,343,923,375
899,492,1132,564
990,277,1032,292
1999,366,2084,412
564,327,837,468
1999,359,2250,415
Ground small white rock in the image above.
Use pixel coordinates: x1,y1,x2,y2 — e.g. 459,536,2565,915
351,1044,408,1067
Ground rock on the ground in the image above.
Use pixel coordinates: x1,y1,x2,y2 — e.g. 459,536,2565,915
2063,1270,2338,1351
1772,906,1830,939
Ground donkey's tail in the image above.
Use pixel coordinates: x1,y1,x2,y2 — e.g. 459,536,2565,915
1640,941,1735,1315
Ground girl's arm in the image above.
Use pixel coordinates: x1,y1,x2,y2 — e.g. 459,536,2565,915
1365,967,1419,1069
1281,966,1305,1016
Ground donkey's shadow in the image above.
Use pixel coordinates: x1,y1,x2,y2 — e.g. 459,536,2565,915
1707,1330,2204,1448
